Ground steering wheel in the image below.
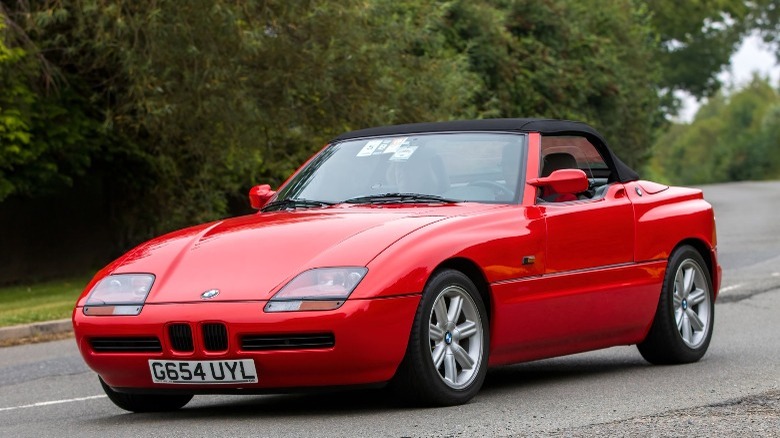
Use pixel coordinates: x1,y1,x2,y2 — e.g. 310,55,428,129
469,180,515,199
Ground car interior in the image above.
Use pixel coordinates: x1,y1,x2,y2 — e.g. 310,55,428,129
538,136,613,203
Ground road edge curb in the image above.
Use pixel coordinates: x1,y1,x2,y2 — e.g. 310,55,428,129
0,319,73,342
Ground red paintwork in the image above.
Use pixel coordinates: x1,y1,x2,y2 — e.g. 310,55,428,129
73,128,720,394
541,183,634,272
489,260,666,365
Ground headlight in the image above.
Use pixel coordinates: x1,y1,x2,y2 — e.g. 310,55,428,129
264,267,367,312
83,273,155,316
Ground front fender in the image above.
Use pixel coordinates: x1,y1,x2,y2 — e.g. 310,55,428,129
352,206,545,299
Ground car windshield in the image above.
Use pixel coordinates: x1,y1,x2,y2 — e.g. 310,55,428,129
273,132,526,206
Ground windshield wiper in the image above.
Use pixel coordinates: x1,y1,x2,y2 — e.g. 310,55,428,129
261,198,335,212
342,193,458,205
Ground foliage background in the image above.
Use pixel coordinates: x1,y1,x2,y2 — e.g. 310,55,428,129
0,0,778,283
648,76,780,185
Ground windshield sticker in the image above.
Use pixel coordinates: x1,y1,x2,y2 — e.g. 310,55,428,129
389,144,418,161
357,137,409,157
357,139,383,157
371,139,392,154
382,137,408,155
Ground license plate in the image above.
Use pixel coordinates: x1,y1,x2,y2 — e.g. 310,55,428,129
149,359,258,384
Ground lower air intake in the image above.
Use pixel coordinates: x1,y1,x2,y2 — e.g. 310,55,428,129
90,337,162,353
241,333,335,351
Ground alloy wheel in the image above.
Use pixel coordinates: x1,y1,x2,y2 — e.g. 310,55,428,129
428,285,484,389
672,259,712,349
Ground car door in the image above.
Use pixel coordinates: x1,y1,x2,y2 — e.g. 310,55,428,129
515,135,644,356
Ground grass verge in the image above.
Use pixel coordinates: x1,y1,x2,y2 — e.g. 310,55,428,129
0,276,91,327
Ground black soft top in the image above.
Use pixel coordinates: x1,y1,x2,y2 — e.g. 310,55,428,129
332,118,639,183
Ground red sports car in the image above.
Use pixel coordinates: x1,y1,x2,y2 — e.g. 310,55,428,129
73,119,720,412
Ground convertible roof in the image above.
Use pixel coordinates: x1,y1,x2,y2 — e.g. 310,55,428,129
332,118,639,183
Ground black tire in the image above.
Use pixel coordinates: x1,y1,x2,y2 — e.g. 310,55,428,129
99,377,193,413
391,269,489,406
638,245,715,364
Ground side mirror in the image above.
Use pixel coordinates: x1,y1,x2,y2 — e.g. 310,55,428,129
248,184,276,209
527,169,588,194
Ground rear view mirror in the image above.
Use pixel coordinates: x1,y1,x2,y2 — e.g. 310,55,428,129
248,184,276,209
527,169,588,195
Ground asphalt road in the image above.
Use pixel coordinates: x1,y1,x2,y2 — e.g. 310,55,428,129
1,180,779,437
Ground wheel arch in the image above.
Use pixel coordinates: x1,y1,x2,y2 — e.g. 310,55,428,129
671,238,717,295
432,257,492,321
638,237,716,364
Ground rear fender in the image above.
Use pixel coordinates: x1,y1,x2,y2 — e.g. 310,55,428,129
625,182,719,293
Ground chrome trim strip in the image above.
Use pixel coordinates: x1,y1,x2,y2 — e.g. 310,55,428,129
491,259,666,286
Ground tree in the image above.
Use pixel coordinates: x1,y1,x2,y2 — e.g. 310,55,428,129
645,0,780,114
646,76,780,184
438,0,663,168
0,20,34,200
2,0,477,246
0,18,103,202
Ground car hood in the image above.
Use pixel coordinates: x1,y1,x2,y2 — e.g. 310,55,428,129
110,206,483,303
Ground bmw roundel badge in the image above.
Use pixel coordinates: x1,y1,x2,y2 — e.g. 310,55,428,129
201,289,220,299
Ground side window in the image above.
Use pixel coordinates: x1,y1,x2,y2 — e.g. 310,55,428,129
538,136,612,202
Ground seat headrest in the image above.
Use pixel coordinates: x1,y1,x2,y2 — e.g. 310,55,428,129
542,152,578,177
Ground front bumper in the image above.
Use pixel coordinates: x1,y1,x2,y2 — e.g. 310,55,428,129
73,295,420,393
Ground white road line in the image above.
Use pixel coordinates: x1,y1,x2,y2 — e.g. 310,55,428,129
772,272,780,277
0,395,106,413
720,284,743,293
